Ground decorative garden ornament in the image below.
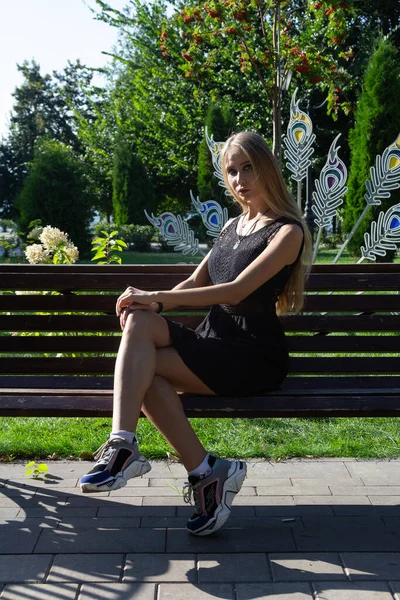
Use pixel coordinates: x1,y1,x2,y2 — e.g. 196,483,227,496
334,134,400,263
358,202,400,263
190,191,229,238
144,210,205,256
311,134,348,263
205,127,229,194
282,87,315,210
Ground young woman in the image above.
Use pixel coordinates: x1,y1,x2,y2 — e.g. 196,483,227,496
80,131,312,537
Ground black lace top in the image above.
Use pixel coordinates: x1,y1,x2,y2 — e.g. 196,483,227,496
165,214,304,396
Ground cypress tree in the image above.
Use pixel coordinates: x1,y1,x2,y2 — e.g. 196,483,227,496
17,140,91,252
344,37,400,259
112,137,155,226
197,102,235,209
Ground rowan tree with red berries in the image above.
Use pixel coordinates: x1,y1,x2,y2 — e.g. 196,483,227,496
162,0,358,160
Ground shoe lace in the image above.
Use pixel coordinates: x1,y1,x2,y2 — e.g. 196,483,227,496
93,437,123,461
183,480,201,512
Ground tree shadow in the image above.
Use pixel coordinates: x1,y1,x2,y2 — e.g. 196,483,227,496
0,465,400,599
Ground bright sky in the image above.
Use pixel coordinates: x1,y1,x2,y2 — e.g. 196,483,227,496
0,0,129,139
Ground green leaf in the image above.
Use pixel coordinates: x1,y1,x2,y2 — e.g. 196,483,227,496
26,461,35,468
37,464,48,473
115,239,127,247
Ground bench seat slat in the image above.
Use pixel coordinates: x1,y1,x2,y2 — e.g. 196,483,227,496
1,356,400,374
2,314,400,332
1,394,399,418
2,334,400,353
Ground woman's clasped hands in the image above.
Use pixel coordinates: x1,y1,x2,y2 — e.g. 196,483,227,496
116,286,160,330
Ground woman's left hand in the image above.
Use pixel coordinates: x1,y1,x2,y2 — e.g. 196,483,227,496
116,286,155,316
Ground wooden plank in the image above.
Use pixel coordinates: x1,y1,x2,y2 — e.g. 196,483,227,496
0,394,399,417
1,374,400,392
1,263,399,275
0,356,399,375
3,271,400,292
2,294,400,313
2,314,400,333
2,334,400,354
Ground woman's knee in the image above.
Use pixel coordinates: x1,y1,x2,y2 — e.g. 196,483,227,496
123,309,160,340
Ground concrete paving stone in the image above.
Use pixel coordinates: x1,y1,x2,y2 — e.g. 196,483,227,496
123,553,196,582
391,581,400,599
34,527,166,554
346,461,400,479
140,517,188,528
369,496,400,505
166,527,296,553
257,484,332,496
295,495,371,506
270,553,346,581
1,584,78,599
0,497,32,508
148,477,278,488
121,478,150,487
142,461,187,478
0,555,52,583
247,462,350,478
291,477,364,486
313,581,394,599
16,497,67,507
79,582,156,599
0,523,42,553
331,486,400,496
341,552,400,580
18,507,98,518
255,505,335,517
1,517,59,529
236,582,314,599
383,517,400,528
293,525,400,552
48,553,124,582
98,505,175,518
177,505,256,518
5,478,80,489
85,487,186,497
1,487,37,497
37,488,108,498
142,496,186,506
65,495,143,506
159,583,233,599
302,516,385,528
362,477,400,486
332,505,400,517
234,495,295,506
198,553,271,583
0,509,19,518
217,516,303,529
56,517,141,529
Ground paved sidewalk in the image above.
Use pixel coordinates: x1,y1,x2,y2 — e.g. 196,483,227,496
0,458,400,599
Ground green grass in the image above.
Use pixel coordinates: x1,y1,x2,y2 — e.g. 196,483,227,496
1,416,399,462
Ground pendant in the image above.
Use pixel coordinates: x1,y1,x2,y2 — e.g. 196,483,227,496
233,240,241,249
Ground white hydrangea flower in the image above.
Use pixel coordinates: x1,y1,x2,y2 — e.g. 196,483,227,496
65,244,79,263
40,226,69,251
25,244,49,264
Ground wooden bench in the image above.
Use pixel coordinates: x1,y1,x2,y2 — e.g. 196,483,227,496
1,263,400,418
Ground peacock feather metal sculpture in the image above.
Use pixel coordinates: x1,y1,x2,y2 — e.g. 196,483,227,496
145,90,400,267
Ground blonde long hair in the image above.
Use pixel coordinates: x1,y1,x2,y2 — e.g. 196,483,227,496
221,131,312,315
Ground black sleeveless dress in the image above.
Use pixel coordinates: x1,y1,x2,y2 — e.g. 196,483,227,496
164,215,304,396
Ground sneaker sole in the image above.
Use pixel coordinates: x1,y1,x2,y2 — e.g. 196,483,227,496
189,460,247,536
80,457,152,493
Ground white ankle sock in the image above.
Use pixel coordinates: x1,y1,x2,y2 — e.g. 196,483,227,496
110,430,136,444
189,453,212,477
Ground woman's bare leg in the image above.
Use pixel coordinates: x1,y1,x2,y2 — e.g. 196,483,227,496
111,310,216,470
142,375,208,472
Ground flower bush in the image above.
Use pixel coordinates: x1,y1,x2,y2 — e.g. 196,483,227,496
25,226,79,265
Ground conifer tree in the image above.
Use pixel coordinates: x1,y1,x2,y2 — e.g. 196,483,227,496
17,140,91,252
344,37,400,258
197,102,234,209
112,137,155,226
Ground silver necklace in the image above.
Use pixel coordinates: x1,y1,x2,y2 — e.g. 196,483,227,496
232,210,270,250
